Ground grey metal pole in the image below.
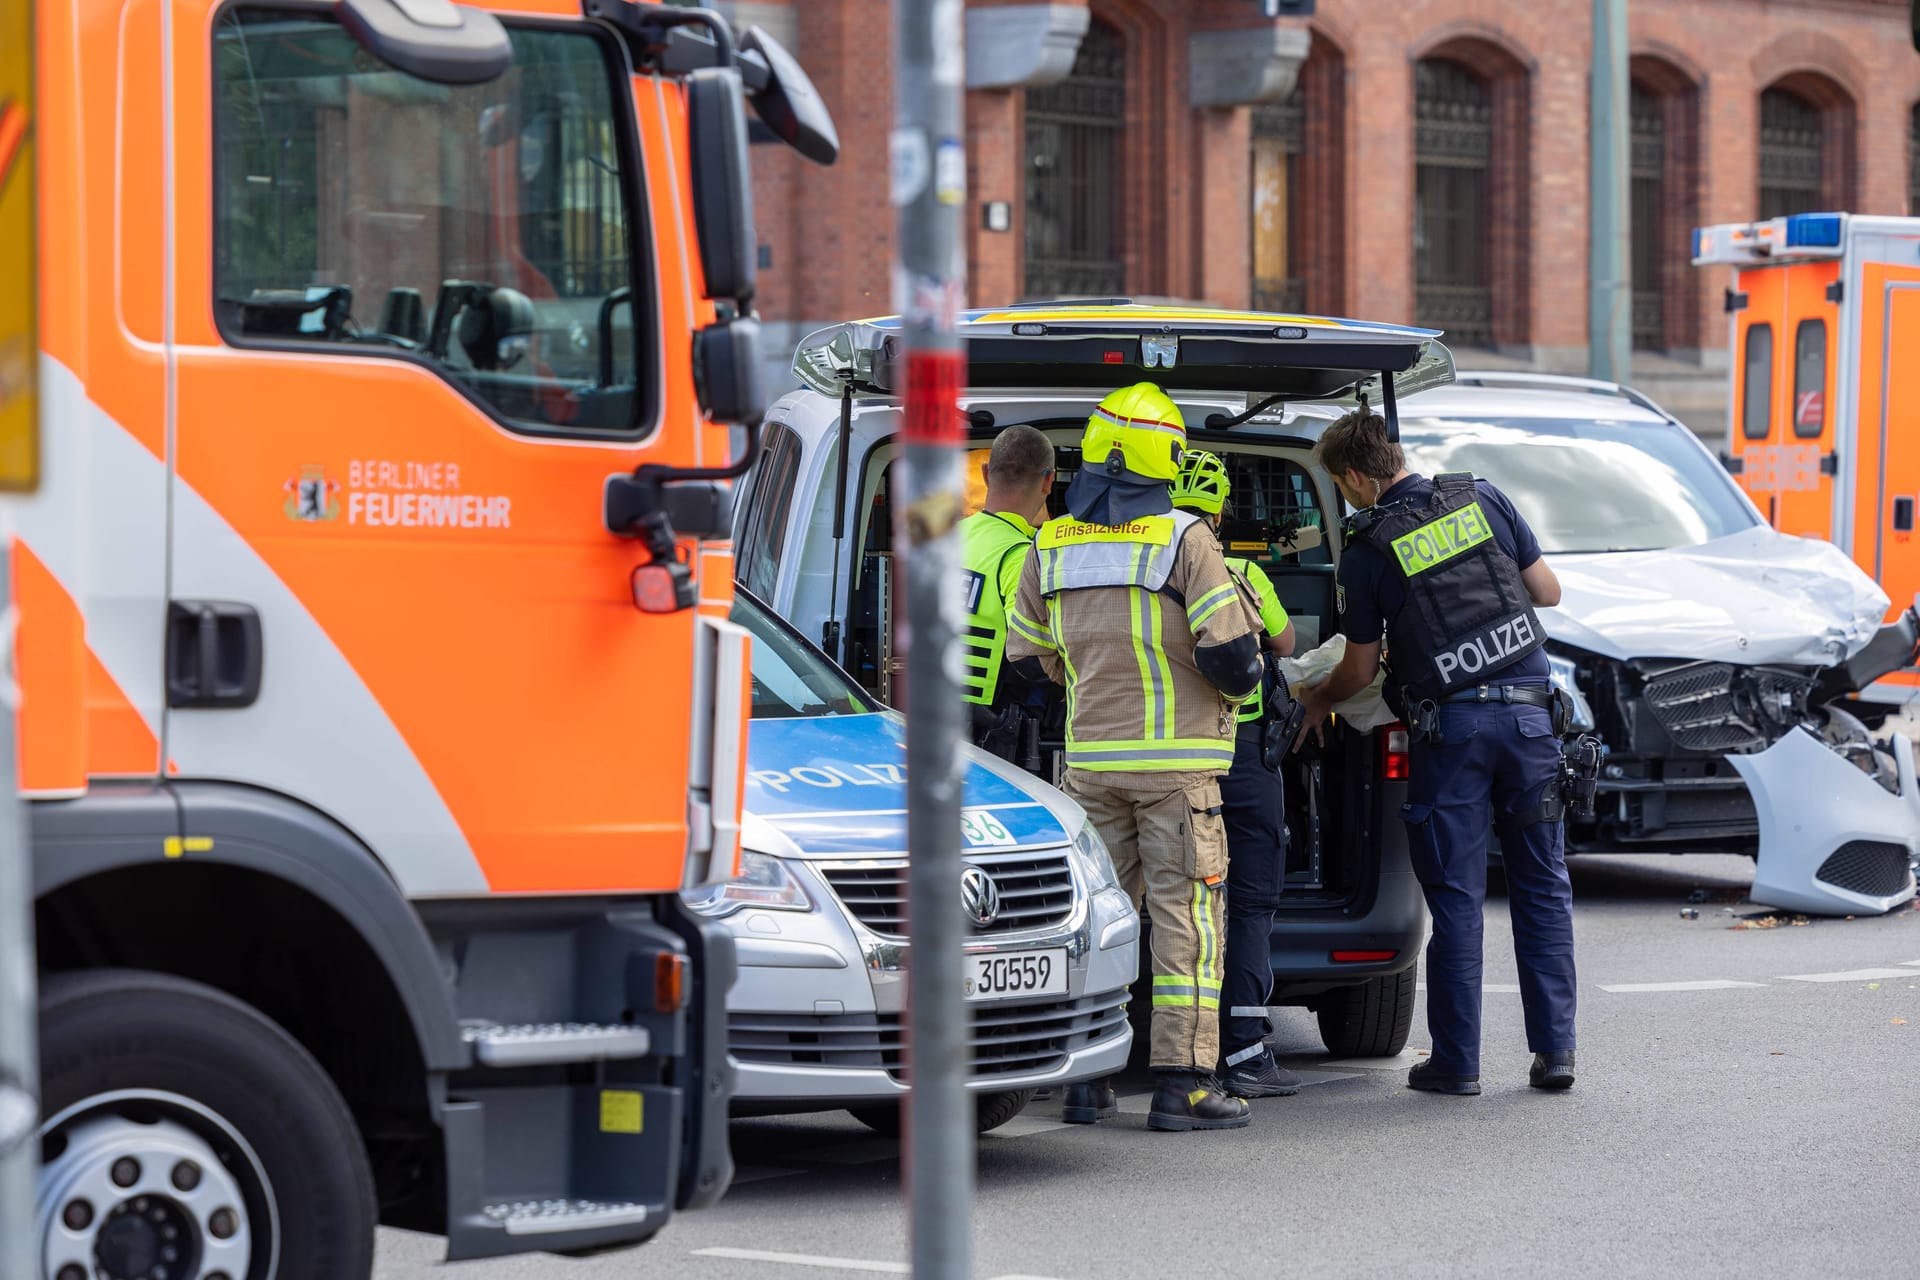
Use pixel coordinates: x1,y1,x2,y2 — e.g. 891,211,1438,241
0,546,38,1280
891,0,973,1276
1588,0,1632,381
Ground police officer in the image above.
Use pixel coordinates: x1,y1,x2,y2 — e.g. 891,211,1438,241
1296,408,1577,1095
1169,450,1302,1099
1006,384,1265,1132
960,424,1057,763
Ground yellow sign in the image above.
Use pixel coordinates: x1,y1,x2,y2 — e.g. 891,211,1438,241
1390,502,1493,577
0,0,39,491
1036,516,1174,549
598,1089,644,1135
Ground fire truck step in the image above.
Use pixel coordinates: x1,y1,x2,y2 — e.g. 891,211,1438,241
482,1199,651,1237
462,1022,653,1067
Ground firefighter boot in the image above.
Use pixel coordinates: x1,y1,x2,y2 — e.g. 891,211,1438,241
1060,1077,1118,1124
1147,1071,1251,1132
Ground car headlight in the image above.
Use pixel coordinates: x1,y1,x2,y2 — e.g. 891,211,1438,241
1547,655,1597,734
1069,823,1120,895
681,849,813,918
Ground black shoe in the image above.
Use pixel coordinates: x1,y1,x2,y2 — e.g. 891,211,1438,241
1060,1078,1117,1124
1220,1048,1301,1099
1529,1051,1576,1090
1407,1060,1481,1096
1148,1072,1252,1131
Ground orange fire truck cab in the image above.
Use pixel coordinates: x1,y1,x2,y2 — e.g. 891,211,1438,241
1694,212,1920,708
8,0,836,1272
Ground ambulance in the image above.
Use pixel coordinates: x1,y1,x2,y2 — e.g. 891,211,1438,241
1692,212,1920,708
5,0,837,1273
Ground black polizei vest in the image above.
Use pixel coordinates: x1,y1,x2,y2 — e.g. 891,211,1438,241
1348,473,1545,703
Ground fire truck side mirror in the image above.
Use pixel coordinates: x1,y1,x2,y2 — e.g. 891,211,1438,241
686,67,757,305
694,315,767,427
738,25,840,166
338,0,513,85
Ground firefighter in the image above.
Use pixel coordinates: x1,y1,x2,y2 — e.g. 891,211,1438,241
960,424,1057,763
1006,383,1265,1132
1169,449,1303,1099
1296,408,1576,1095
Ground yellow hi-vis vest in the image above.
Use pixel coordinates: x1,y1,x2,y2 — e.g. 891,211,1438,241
1022,509,1243,773
960,510,1036,706
1225,556,1288,723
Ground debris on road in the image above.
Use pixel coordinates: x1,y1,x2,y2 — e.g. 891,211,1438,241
1729,911,1813,930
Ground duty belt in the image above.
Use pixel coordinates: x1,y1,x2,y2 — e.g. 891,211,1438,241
1442,683,1554,709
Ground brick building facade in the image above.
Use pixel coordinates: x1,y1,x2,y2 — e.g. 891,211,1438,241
721,0,1920,424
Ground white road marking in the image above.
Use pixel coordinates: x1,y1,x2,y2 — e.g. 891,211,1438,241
692,1250,1062,1280
1776,968,1920,983
1902,960,1920,967
1598,980,1769,993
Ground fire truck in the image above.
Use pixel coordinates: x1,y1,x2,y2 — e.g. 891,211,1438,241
4,0,836,1273
1693,212,1920,707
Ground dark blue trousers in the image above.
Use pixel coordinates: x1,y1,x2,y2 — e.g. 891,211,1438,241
1402,700,1577,1076
1220,726,1286,1064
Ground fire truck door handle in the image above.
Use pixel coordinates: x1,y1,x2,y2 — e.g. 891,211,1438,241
167,601,264,709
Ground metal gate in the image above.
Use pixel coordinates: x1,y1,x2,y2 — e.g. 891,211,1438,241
1024,20,1124,299
1413,59,1492,349
1630,84,1665,350
1759,88,1823,221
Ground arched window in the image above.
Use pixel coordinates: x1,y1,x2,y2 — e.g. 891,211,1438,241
1024,20,1125,298
1250,95,1304,314
1250,36,1345,317
1628,59,1701,354
1414,59,1493,348
1759,87,1823,219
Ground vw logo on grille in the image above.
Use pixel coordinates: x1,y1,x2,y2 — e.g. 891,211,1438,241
960,865,1002,928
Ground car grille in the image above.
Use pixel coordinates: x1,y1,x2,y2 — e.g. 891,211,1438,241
1638,661,1813,755
819,847,1076,937
1815,841,1915,898
728,992,1129,1081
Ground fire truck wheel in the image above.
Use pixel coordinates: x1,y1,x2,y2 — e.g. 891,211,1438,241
36,968,376,1280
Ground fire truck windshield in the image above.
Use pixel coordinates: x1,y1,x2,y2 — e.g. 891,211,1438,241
211,7,649,436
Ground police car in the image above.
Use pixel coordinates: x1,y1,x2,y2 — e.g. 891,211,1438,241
693,588,1139,1131
735,304,1445,1059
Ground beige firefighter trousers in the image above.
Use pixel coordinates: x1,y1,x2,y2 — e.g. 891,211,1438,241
1063,770,1229,1071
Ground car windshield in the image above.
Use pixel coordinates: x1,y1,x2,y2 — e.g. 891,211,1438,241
1394,415,1759,553
732,592,875,720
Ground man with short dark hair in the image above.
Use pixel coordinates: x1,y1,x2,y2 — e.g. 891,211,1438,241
960,425,1056,760
1298,407,1578,1096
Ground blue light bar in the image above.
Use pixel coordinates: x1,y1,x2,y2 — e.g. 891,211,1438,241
1783,213,1843,249
1692,227,1703,259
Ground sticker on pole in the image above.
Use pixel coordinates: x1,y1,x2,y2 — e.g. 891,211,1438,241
935,138,966,206
890,128,929,206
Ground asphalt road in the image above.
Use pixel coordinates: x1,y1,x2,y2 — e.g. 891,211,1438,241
375,851,1920,1280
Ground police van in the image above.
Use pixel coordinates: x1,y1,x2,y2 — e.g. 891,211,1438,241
735,304,1443,1058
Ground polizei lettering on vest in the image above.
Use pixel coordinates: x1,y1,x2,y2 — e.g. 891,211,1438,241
1392,501,1493,577
1433,613,1539,682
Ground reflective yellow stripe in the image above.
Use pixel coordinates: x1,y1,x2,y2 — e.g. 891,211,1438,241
1064,739,1236,771
1390,500,1493,577
1007,607,1052,646
1185,582,1238,630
